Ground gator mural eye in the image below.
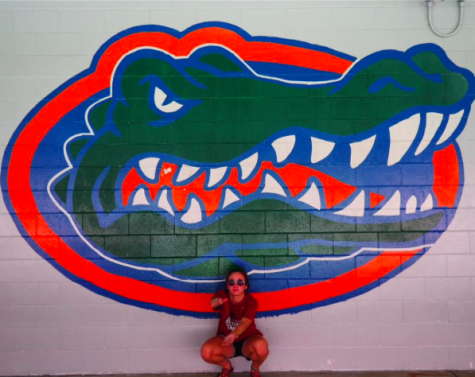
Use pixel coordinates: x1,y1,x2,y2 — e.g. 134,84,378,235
3,24,474,317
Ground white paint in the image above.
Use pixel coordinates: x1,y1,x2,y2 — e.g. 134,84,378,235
132,188,149,206
334,190,365,217
436,109,464,145
180,198,202,224
154,86,183,113
311,137,335,163
207,167,227,188
176,164,200,182
374,191,401,216
239,153,258,180
388,114,420,166
406,195,417,214
350,135,376,168
420,193,434,212
262,174,287,197
415,112,443,155
271,135,296,163
298,182,321,210
157,189,174,215
223,188,240,208
138,157,160,180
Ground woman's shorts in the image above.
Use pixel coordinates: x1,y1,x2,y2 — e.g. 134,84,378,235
218,335,251,361
231,338,251,361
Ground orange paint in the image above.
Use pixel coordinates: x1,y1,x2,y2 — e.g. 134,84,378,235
370,192,386,208
432,144,459,208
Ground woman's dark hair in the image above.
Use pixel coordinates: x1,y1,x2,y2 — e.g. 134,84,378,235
224,267,250,294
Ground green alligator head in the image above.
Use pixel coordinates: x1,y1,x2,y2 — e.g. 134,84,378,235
54,43,473,279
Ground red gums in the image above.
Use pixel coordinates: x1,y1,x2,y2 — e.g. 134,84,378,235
122,161,358,216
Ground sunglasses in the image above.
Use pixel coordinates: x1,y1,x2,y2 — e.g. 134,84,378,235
227,279,245,287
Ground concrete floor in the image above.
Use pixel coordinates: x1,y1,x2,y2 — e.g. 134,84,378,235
90,372,475,377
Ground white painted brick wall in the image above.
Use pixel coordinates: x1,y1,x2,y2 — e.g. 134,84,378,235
0,1,475,374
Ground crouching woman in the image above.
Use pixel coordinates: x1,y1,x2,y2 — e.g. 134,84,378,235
201,268,269,377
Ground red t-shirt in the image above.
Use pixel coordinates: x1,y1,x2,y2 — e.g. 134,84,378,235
214,290,263,341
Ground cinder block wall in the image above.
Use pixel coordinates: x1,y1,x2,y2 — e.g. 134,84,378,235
1,1,475,374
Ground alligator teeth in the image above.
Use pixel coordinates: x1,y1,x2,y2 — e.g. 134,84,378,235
272,135,295,163
406,195,417,215
374,191,400,216
311,137,335,164
181,198,202,224
176,164,200,183
388,114,420,166
208,167,227,188
138,157,160,180
154,87,183,113
298,182,321,210
132,188,149,206
350,135,376,169
157,189,174,216
420,194,434,212
239,153,258,180
415,113,443,155
223,188,240,209
334,190,365,217
436,110,464,145
261,174,286,197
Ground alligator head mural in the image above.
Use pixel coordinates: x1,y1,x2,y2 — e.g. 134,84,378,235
3,24,474,316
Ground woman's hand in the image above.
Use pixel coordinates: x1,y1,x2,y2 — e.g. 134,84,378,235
210,297,227,309
222,333,238,346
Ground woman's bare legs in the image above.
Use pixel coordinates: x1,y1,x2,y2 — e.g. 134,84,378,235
201,336,235,370
242,335,269,370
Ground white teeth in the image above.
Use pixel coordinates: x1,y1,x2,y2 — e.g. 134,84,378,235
311,137,335,164
415,113,443,155
138,157,160,180
406,195,417,215
132,188,149,206
388,114,420,166
420,194,434,212
157,189,174,216
176,164,200,183
272,135,296,163
154,87,183,113
223,189,240,209
334,190,365,217
208,167,227,188
261,174,286,197
298,182,321,210
181,198,203,224
239,153,258,180
436,110,464,145
350,135,376,169
374,191,401,216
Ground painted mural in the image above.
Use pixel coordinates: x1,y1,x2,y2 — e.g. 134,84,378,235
2,23,474,317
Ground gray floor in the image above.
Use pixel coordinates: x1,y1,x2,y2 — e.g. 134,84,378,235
43,372,475,377
157,373,474,377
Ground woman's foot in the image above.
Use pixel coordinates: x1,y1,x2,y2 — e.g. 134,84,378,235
218,365,233,377
250,366,261,377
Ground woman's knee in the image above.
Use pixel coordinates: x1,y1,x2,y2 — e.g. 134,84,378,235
253,339,269,358
200,343,214,361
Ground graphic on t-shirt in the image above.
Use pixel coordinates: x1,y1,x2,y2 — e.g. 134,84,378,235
2,22,474,317
225,317,240,332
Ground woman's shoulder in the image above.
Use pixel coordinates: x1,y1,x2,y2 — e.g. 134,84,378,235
245,293,259,304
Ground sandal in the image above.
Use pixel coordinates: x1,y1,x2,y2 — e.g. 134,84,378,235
250,367,261,377
217,366,234,377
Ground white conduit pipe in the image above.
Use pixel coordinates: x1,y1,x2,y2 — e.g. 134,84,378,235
427,0,465,38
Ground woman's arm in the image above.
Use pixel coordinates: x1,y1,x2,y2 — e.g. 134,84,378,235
222,317,252,346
